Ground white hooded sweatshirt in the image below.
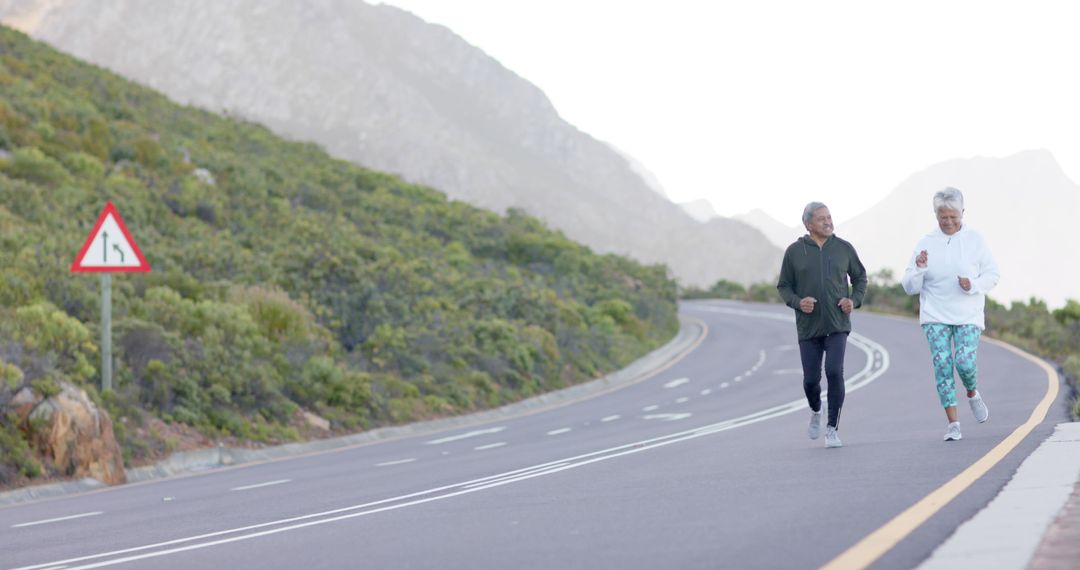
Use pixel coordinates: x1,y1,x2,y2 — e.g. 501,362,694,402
901,225,1000,330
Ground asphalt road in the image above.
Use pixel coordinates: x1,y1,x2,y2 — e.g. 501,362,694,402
0,300,1066,570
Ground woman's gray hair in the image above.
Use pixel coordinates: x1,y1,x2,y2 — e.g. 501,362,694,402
933,187,964,213
802,201,828,224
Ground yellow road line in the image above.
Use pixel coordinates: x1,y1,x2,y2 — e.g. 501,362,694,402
820,337,1060,570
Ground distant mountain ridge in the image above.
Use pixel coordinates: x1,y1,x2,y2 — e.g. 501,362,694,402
0,0,782,287
733,209,803,249
839,150,1078,307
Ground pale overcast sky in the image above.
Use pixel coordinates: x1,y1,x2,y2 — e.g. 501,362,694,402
380,1,1080,223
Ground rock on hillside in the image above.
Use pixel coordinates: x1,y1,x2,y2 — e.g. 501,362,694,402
840,150,1079,307
0,0,782,286
5,382,126,485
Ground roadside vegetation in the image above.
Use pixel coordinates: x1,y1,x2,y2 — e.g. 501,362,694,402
0,27,678,487
683,270,1080,420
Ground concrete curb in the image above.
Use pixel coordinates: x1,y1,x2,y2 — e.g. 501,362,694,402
917,421,1080,570
1,315,704,505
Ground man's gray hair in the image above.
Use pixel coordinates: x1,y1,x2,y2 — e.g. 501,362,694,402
802,201,828,224
933,187,964,212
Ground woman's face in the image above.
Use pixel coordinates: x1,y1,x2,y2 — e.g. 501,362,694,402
936,207,963,236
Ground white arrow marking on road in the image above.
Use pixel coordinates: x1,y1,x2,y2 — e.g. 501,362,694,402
643,413,692,422
12,511,103,528
425,427,505,445
663,378,690,388
231,480,290,492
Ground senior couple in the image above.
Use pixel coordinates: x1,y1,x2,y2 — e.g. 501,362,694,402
777,187,998,448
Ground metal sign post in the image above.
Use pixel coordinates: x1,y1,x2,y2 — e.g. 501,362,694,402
71,202,151,392
101,273,112,391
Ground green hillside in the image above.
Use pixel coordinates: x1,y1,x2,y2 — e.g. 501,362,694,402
0,26,678,486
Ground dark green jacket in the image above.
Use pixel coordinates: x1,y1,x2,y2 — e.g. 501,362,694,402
777,234,868,340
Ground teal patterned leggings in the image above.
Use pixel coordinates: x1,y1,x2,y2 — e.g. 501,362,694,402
922,323,981,408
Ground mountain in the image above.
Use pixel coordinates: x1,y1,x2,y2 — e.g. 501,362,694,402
679,199,717,223
840,150,1079,307
0,0,782,287
733,209,804,249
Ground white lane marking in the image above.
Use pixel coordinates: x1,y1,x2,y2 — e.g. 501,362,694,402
425,427,505,445
231,479,291,492
720,382,730,388
463,463,572,489
601,415,621,422
734,376,743,382
16,314,888,570
12,511,103,528
547,428,572,435
675,397,689,404
663,377,690,388
752,349,766,370
773,369,803,375
375,459,417,467
775,345,798,351
700,389,712,396
474,442,506,451
642,405,659,412
643,413,692,422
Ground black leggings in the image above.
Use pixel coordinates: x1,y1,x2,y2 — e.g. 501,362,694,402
799,332,848,428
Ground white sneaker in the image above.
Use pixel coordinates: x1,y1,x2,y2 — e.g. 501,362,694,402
825,426,842,448
969,392,989,423
944,422,962,441
808,410,823,440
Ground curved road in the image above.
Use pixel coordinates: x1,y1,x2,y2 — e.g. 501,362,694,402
0,300,1065,569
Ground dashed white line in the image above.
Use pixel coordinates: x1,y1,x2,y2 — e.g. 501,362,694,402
426,427,505,445
663,377,690,388
700,389,713,396
12,512,103,528
547,428,572,435
643,413,692,422
774,369,803,375
675,397,689,404
720,382,730,388
474,442,507,451
231,479,291,492
601,415,621,422
376,459,417,467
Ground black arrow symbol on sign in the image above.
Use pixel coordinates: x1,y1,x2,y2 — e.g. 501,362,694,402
102,231,109,262
113,244,125,263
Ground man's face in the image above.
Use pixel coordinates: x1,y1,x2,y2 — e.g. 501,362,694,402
805,207,834,240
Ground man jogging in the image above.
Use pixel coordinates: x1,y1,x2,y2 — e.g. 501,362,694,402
777,202,867,448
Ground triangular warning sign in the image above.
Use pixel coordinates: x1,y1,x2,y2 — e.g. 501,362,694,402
70,201,151,273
